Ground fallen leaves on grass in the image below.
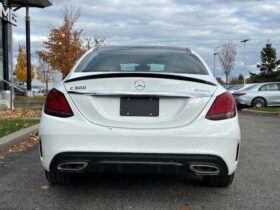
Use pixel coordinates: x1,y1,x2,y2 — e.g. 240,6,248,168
23,122,30,128
41,185,50,190
0,154,4,160
7,133,39,153
0,108,40,120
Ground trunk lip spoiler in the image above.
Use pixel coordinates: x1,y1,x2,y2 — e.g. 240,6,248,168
64,73,217,86
67,90,213,98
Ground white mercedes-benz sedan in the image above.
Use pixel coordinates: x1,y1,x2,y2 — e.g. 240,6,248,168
39,46,241,187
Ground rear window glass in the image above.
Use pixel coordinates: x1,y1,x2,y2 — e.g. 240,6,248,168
243,84,257,90
75,49,208,75
228,84,244,90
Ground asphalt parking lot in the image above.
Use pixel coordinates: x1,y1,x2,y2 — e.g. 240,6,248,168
0,113,279,210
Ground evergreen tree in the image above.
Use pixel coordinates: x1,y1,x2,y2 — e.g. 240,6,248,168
230,74,244,84
216,77,225,85
256,42,280,76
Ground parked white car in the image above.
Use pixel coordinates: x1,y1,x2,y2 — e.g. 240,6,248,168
39,46,241,187
32,86,45,96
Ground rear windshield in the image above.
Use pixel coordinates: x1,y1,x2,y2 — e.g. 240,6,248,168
228,84,244,90
75,49,208,75
243,84,257,90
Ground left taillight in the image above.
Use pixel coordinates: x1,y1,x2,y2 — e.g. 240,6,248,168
44,89,74,118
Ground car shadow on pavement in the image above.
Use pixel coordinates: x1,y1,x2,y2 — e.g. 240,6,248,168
63,173,205,188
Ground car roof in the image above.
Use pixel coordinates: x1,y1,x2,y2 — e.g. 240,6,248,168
240,82,280,91
95,46,192,53
254,82,280,86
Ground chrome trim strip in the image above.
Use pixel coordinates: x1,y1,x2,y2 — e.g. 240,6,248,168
67,90,212,98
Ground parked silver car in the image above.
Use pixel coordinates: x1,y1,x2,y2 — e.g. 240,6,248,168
233,82,280,107
228,84,255,94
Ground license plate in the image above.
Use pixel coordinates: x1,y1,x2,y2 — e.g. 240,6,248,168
120,97,159,117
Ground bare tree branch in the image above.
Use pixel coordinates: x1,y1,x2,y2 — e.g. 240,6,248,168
62,6,80,27
36,54,57,93
84,33,109,51
218,42,237,84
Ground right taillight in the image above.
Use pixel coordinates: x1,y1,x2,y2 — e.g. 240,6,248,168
206,92,236,121
233,92,246,96
44,89,74,118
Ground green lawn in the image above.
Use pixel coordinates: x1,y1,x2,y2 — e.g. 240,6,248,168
250,107,280,112
0,119,40,138
15,96,46,103
29,106,43,111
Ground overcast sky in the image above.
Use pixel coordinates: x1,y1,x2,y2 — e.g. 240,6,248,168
12,0,280,83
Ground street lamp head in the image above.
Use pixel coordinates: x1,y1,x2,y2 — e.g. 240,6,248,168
240,39,250,43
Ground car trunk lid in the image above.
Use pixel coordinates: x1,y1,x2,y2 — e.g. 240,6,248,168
64,73,217,129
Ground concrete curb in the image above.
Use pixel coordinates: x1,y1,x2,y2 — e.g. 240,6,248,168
241,109,280,117
0,124,39,153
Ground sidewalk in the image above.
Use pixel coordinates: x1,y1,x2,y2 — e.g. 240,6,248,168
0,124,39,153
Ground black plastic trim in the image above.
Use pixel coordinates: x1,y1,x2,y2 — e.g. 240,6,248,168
64,73,217,86
50,152,228,175
236,144,240,161
44,107,74,118
39,139,43,157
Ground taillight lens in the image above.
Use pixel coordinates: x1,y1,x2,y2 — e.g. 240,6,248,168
206,92,236,121
233,92,246,96
44,89,74,118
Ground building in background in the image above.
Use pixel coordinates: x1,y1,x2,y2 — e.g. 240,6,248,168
0,0,51,108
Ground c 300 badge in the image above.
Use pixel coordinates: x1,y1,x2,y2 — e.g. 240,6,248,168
70,86,87,90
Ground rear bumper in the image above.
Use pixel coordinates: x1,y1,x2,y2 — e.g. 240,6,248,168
50,152,229,175
39,112,241,175
234,96,251,106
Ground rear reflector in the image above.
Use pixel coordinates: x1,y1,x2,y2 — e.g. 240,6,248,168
44,89,74,118
206,92,236,120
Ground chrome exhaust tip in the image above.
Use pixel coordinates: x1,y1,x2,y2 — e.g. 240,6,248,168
189,164,220,175
57,162,88,171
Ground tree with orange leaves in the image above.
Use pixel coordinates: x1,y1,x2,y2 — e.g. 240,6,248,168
14,45,35,84
37,7,85,78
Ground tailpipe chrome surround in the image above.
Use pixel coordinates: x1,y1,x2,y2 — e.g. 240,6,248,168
57,162,88,171
189,164,220,175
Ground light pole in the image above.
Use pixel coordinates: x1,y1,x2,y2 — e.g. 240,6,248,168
213,52,218,77
26,6,32,96
240,39,250,84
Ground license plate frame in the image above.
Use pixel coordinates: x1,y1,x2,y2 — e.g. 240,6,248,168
120,97,159,117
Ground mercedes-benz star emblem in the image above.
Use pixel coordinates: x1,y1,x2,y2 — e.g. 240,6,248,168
134,80,145,90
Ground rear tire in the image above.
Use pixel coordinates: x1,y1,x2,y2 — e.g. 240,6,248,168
203,173,234,187
45,170,71,185
252,98,266,108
